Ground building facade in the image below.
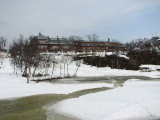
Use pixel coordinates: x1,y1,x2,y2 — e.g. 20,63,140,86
107,42,125,52
35,33,73,52
72,41,106,52
35,33,125,53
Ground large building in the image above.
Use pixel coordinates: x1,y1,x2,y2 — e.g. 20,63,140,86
35,33,73,52
35,33,125,53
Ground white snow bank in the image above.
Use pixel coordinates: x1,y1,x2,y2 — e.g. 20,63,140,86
76,64,160,78
53,80,160,120
0,73,113,99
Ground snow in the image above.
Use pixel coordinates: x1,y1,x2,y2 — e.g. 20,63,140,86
76,64,160,78
1,56,160,119
53,79,160,120
118,54,129,59
40,53,160,78
139,64,160,71
0,58,113,99
0,57,160,99
0,72,113,99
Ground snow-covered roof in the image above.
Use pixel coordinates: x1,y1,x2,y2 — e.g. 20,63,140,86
37,32,49,40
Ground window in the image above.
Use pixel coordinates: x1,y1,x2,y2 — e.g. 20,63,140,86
63,46,70,49
52,46,58,49
39,45,46,49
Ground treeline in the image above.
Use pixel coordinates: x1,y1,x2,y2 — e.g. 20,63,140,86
125,37,160,52
0,36,6,51
76,50,160,70
75,55,138,70
128,50,160,65
0,37,7,69
9,35,47,83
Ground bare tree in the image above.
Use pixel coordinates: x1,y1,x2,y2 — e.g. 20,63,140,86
32,55,43,79
0,36,7,69
66,56,73,77
9,35,41,83
50,55,56,78
125,37,156,52
56,56,63,78
61,55,67,77
61,55,73,77
68,35,83,41
9,35,25,73
0,36,6,51
43,55,52,76
86,34,99,41
74,60,82,76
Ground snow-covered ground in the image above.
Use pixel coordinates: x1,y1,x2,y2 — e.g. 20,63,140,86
76,64,160,78
37,53,160,78
0,73,112,99
1,57,160,119
0,58,113,99
53,79,160,120
0,58,160,99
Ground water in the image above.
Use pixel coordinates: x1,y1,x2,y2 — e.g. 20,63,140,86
0,76,157,120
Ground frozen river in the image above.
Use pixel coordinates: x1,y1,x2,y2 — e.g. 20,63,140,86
0,76,160,120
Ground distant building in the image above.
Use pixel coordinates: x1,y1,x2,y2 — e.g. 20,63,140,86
34,33,73,52
35,33,50,52
106,41,125,52
35,33,124,53
72,41,106,52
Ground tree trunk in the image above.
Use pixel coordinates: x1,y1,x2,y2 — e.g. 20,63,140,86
75,65,80,76
51,64,55,78
67,64,69,76
33,67,37,80
27,76,30,84
64,63,65,77
117,57,118,69
60,62,61,77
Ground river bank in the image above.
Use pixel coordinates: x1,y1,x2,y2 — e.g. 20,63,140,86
1,77,160,120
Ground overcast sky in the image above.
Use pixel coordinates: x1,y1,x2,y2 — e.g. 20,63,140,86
0,0,160,43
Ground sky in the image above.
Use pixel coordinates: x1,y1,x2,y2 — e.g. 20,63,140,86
0,0,160,43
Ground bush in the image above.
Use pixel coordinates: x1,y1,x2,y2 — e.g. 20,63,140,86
76,55,139,70
127,50,160,65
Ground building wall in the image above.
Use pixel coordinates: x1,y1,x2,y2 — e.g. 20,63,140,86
47,44,73,52
72,41,106,52
39,44,49,52
107,42,125,52
37,36,125,53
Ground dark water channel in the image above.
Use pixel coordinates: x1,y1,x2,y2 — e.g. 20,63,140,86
0,76,157,120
